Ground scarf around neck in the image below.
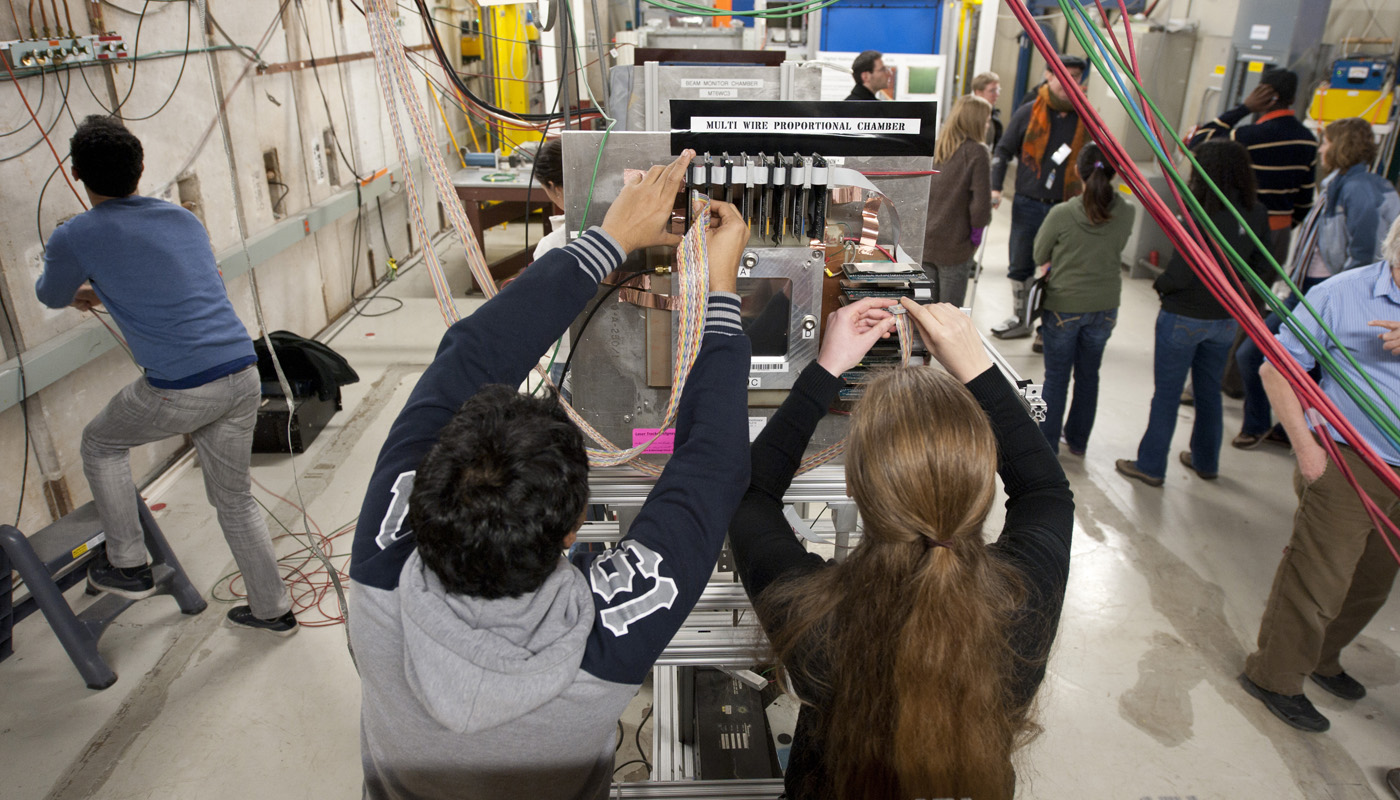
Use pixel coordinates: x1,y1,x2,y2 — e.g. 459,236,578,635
1021,84,1092,200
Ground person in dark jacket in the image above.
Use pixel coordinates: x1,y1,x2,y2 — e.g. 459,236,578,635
1188,68,1317,266
990,55,1091,339
1233,117,1400,449
1116,140,1271,487
845,50,889,101
347,151,757,800
923,94,993,305
972,71,1004,147
728,298,1073,800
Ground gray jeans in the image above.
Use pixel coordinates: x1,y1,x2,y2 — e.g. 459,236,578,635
920,258,976,306
81,365,291,619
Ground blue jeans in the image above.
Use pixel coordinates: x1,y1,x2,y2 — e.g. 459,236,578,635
1135,311,1238,478
1040,309,1117,454
1009,195,1055,281
1236,275,1329,436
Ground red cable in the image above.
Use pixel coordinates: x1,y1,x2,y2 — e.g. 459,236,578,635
3,57,86,210
859,170,940,176
1311,419,1400,552
1097,0,1260,313
1006,0,1400,508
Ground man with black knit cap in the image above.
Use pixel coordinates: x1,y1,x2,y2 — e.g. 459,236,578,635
1189,68,1318,265
989,54,1091,340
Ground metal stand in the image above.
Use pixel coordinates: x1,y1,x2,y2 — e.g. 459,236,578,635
586,466,850,791
0,494,206,689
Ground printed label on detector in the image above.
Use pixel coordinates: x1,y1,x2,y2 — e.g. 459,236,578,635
690,117,923,135
681,78,764,89
631,428,676,455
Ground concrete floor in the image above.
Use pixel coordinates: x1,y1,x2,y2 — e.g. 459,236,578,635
3,207,1400,800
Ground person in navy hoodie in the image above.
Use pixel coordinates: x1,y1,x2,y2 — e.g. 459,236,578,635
348,149,755,800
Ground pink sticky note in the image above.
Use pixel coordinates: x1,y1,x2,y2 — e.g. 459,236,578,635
631,428,675,454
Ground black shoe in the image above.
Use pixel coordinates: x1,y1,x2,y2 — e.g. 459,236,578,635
1179,451,1218,480
226,605,299,637
87,556,156,600
1238,673,1329,732
1386,768,1400,800
1310,670,1366,700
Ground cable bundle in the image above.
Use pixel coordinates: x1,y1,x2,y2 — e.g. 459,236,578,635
1006,0,1400,528
365,0,480,323
552,198,712,472
795,308,917,474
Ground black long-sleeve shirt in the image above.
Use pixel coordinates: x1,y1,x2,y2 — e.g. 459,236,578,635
1155,201,1272,320
728,362,1074,797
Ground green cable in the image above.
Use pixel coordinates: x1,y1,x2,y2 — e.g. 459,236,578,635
535,338,562,396
1063,3,1400,446
563,0,616,237
1060,0,1400,446
1070,16,1400,449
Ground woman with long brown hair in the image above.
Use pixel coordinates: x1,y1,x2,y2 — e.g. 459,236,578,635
729,297,1074,799
922,94,994,305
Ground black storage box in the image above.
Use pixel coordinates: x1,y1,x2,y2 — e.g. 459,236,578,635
692,667,783,780
253,389,341,453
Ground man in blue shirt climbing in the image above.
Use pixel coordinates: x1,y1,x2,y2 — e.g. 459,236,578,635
35,115,294,636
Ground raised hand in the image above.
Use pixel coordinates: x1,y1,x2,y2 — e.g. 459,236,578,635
898,298,993,383
704,201,749,294
816,297,898,377
601,150,696,254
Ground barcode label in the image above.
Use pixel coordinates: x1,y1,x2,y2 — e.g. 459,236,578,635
750,360,789,373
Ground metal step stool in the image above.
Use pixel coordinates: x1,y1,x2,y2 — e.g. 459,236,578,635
0,494,207,689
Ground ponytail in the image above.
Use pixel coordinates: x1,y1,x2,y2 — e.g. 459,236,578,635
757,368,1041,800
1078,142,1115,224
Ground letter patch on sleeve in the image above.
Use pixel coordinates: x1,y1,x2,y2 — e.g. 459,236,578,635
374,471,416,550
589,541,679,636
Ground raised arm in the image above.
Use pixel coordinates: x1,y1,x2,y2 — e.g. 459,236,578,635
349,151,695,588
729,299,898,604
1188,102,1252,147
575,201,759,684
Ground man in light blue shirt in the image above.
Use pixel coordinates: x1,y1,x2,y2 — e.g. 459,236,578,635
35,116,294,635
1239,217,1400,733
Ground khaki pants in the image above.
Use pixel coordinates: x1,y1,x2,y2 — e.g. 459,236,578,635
1244,444,1400,695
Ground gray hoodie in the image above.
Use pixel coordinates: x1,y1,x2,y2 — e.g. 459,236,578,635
346,231,754,800
353,556,632,800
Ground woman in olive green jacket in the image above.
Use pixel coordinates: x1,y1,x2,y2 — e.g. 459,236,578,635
1031,143,1135,455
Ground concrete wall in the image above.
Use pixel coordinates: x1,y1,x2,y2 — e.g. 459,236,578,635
0,1,471,532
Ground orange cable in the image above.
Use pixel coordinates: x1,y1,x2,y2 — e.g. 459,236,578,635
3,57,87,210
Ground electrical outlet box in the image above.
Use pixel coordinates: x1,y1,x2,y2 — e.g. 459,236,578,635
1,34,127,69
